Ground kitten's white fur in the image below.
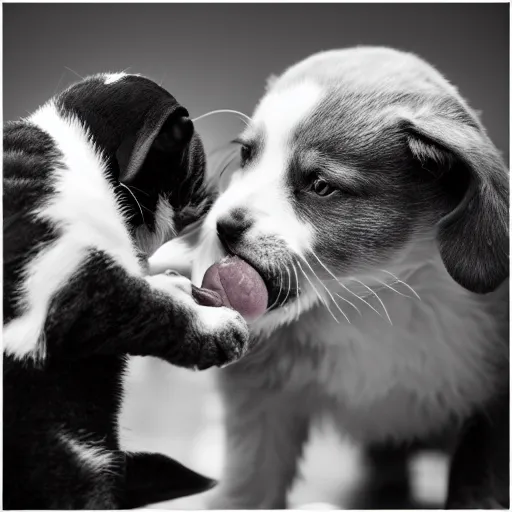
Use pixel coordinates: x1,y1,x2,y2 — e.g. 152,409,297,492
58,431,115,473
135,195,176,256
104,73,127,85
3,103,142,361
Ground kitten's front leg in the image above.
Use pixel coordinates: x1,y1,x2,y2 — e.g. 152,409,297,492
43,251,249,369
210,369,311,509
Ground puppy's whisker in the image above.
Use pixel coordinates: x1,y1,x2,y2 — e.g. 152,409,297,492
351,278,392,325
192,109,251,125
297,257,344,323
339,281,384,319
296,260,340,324
381,270,422,300
266,265,284,312
303,253,350,323
277,267,284,306
334,293,362,316
118,182,145,224
309,249,361,316
291,261,301,320
375,278,413,299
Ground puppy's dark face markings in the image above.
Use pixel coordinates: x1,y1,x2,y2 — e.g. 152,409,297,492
55,74,210,252
285,88,464,274
201,48,508,322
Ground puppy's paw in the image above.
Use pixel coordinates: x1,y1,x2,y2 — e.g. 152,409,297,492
190,304,250,370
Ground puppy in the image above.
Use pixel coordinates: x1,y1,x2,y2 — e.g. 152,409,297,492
3,73,249,509
190,47,509,508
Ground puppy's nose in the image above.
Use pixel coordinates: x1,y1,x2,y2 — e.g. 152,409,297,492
216,209,252,247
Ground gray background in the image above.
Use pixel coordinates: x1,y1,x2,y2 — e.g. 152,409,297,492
3,3,510,158
3,4,509,508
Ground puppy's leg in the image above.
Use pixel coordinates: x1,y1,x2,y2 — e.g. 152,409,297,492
210,371,310,509
38,250,248,369
348,442,413,509
446,391,509,509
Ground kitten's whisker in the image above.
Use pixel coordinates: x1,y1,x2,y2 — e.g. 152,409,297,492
64,66,84,80
118,182,145,224
192,109,251,125
53,70,67,96
351,278,392,325
381,270,421,300
127,184,149,197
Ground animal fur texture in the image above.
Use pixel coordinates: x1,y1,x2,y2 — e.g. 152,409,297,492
186,47,509,508
3,73,249,509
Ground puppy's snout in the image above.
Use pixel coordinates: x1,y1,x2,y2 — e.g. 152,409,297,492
216,208,252,248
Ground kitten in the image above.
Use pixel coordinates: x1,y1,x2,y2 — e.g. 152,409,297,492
3,73,249,509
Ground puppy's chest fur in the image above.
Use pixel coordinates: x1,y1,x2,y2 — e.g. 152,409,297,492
247,262,506,442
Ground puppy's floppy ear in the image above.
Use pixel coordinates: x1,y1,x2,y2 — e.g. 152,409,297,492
117,100,193,184
404,107,509,294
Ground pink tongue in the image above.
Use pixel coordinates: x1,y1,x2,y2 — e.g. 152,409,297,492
201,256,268,321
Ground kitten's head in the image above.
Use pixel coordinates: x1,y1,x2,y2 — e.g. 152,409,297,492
55,73,210,255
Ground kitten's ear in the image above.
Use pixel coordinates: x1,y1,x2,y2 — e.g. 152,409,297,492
117,101,194,183
404,109,509,294
120,452,216,509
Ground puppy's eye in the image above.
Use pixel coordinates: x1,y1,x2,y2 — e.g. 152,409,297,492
311,178,335,197
240,144,252,166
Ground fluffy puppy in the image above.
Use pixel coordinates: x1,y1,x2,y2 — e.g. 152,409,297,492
3,73,249,509
190,47,509,508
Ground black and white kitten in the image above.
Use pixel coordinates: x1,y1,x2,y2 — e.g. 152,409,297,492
3,73,249,509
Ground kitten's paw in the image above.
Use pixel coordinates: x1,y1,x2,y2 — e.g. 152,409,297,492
145,273,192,295
145,273,250,369
191,304,250,370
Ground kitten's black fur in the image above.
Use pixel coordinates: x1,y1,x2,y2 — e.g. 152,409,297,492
3,74,248,509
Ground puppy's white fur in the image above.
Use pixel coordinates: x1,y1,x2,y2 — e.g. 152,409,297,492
190,47,508,508
197,82,320,271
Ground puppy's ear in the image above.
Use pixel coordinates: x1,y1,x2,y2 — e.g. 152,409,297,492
404,109,509,293
117,101,194,183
